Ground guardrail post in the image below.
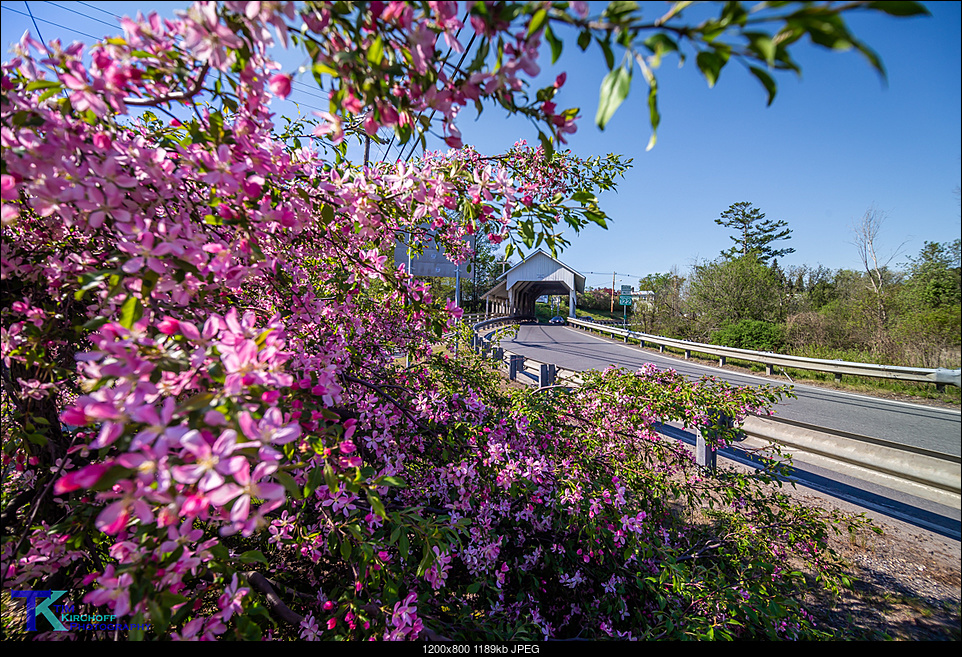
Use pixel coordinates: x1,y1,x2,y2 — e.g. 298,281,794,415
493,347,503,363
684,349,691,359
695,429,716,470
766,364,774,376
538,363,556,387
509,354,524,381
718,356,726,366
696,411,731,470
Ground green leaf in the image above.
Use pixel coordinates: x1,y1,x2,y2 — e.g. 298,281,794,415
312,61,338,79
210,543,230,560
26,432,48,447
853,39,886,80
129,613,146,640
147,599,169,634
537,130,554,159
603,1,639,20
544,24,563,64
744,32,776,67
643,33,678,68
646,75,660,151
367,490,387,519
81,316,109,332
367,35,384,66
577,29,591,51
416,546,433,577
519,219,535,248
595,65,632,130
274,470,302,500
323,463,338,493
696,50,725,88
177,393,213,413
597,36,615,70
119,295,143,329
25,79,63,91
749,66,777,106
239,550,269,564
584,210,608,228
37,88,62,104
527,8,548,37
865,1,929,16
304,465,325,499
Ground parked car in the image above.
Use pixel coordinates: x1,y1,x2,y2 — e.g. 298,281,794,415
549,316,566,325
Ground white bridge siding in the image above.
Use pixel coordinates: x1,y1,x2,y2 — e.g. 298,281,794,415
482,250,586,317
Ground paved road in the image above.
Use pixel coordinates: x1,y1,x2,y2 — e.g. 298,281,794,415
501,324,961,458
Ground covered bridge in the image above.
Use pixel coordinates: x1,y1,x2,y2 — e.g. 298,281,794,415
482,250,586,317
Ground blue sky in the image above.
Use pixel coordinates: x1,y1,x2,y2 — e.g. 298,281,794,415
2,1,960,291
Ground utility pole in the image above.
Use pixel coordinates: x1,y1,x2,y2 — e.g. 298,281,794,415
610,271,615,313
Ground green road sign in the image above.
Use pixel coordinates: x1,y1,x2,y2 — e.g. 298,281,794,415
619,295,632,306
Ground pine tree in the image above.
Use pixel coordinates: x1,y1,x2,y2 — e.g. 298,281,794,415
715,201,795,263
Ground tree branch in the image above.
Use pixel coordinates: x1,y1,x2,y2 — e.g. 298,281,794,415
124,63,210,107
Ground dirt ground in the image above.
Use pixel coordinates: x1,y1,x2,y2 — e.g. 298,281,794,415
757,479,960,640
677,353,961,638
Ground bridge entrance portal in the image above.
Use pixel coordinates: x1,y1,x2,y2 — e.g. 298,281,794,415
481,250,586,318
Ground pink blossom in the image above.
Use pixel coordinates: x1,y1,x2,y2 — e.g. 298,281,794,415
269,73,292,99
54,462,111,495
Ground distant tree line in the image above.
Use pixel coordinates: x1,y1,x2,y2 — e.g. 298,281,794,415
630,203,961,369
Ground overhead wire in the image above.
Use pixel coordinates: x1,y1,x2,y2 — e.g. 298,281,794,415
383,12,475,164
3,3,100,42
46,1,119,29
75,1,122,20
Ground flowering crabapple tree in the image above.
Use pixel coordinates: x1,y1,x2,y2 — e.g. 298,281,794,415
2,0,921,641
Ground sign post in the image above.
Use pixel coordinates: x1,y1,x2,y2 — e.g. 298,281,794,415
619,285,632,328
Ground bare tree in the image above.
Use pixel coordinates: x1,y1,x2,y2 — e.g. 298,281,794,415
851,205,907,328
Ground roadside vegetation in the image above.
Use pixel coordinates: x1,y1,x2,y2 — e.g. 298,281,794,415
569,205,960,404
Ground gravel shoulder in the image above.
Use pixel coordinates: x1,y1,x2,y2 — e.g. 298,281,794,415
639,339,961,638
748,470,961,640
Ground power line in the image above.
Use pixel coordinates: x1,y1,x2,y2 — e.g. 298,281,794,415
23,2,47,47
47,1,119,29
582,271,646,280
76,1,122,20
387,14,475,164
290,79,330,102
3,3,100,42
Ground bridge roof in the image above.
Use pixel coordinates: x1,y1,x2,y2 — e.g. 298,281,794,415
482,250,585,300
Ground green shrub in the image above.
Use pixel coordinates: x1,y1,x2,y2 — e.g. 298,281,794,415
712,319,786,352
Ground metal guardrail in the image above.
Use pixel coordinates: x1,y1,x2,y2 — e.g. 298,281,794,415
468,316,961,508
566,317,962,391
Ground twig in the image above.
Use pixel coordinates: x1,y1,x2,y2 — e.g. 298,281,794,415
125,63,211,107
